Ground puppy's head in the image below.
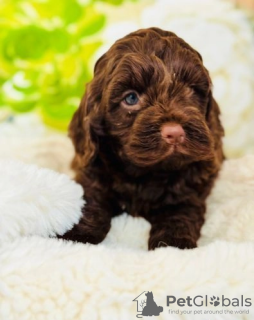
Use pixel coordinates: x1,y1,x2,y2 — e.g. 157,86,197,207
70,28,223,170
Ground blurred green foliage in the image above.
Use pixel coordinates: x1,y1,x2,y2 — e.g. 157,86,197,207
0,0,134,130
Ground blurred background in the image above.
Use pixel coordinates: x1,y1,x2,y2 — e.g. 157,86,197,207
0,0,253,173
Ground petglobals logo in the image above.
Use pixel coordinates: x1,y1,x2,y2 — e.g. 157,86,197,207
133,291,163,318
166,295,252,308
133,292,252,318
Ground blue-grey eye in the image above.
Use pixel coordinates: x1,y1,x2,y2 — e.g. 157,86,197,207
124,92,139,105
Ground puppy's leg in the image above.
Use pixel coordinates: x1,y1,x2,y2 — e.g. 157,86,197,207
59,206,111,244
148,204,205,250
58,197,114,244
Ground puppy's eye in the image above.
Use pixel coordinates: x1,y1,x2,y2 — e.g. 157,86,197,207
124,92,139,106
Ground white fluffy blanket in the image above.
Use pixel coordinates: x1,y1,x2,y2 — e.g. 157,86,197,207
1,157,254,320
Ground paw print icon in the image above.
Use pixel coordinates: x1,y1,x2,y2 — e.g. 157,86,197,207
210,296,220,307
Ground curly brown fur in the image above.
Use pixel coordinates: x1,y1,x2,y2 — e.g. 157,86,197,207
61,27,224,250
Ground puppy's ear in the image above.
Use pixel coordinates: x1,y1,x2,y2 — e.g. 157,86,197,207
94,53,107,73
68,85,98,169
206,91,224,143
206,91,213,121
206,91,220,122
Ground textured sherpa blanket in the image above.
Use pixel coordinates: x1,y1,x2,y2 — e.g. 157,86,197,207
1,156,254,320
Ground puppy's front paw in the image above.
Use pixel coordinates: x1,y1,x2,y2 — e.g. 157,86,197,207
148,233,197,250
59,222,110,245
60,229,106,244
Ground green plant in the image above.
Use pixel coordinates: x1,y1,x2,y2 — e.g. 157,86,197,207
0,0,134,130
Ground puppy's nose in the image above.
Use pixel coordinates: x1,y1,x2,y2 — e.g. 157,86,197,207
161,123,185,144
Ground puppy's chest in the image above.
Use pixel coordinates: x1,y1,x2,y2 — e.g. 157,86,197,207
112,174,194,217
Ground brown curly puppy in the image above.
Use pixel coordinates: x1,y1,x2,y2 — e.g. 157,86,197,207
62,27,224,250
